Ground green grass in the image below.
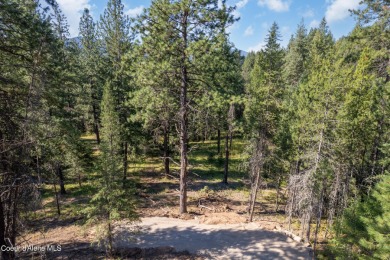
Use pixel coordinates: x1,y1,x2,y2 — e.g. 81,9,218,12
189,139,247,182
34,136,251,222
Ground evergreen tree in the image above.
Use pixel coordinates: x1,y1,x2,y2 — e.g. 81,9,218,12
136,0,235,213
245,22,285,221
286,19,337,245
331,166,390,259
283,20,308,87
79,8,103,144
84,82,138,257
99,0,134,186
0,0,85,256
242,51,256,85
192,31,244,183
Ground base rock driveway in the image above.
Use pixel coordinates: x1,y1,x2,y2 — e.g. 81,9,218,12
116,217,311,259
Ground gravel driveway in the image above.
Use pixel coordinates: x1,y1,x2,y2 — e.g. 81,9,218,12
116,217,311,259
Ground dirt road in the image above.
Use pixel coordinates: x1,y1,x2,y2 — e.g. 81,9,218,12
116,217,311,259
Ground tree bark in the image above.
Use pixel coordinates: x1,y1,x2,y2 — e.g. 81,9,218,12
0,196,10,260
78,173,82,188
223,134,229,184
314,180,325,254
123,141,128,188
217,129,221,154
248,135,265,222
163,128,170,176
229,131,233,149
275,176,281,212
179,10,189,214
249,168,261,222
107,220,113,257
53,183,61,216
57,164,66,195
92,103,100,144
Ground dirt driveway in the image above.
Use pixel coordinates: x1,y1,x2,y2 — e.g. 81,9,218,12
116,217,311,259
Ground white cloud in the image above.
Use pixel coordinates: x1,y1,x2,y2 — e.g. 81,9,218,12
57,0,91,37
261,22,269,29
247,41,265,52
232,9,241,18
226,23,240,33
232,0,249,18
302,8,314,18
244,26,254,36
257,0,291,12
309,19,320,28
125,6,144,18
325,0,360,23
236,0,249,9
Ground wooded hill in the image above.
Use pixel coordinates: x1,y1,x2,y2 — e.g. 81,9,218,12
0,0,389,259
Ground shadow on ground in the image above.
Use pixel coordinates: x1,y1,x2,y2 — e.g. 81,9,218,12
115,217,312,260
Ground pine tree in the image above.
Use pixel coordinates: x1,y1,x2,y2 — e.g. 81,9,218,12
242,51,256,85
190,28,243,183
283,20,308,87
286,19,338,245
85,82,138,257
136,0,235,214
79,8,103,144
99,0,134,186
0,0,85,256
331,167,390,259
245,22,285,221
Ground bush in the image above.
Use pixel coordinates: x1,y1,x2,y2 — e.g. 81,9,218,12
329,173,390,259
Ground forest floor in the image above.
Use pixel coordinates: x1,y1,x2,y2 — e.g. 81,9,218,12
19,136,314,259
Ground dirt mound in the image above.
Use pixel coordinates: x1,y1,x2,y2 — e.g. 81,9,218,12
197,194,238,212
198,212,246,225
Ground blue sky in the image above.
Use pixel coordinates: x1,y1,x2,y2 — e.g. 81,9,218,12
53,0,361,52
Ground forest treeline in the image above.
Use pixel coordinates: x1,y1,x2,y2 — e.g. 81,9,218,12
0,0,389,259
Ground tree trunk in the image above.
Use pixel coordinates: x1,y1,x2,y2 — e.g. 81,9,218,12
314,181,325,254
303,104,328,243
78,172,82,188
217,129,221,154
248,134,265,222
11,189,17,248
305,214,312,243
53,183,61,216
0,196,11,260
179,83,188,214
92,103,100,144
163,128,170,176
229,131,233,149
107,220,113,257
249,168,261,222
295,159,301,175
179,11,189,214
123,142,128,187
57,164,66,195
287,188,295,231
275,176,281,212
223,134,229,184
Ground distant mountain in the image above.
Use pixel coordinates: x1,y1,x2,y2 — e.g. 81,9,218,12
239,50,248,57
65,36,82,47
69,36,249,59
69,36,81,44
